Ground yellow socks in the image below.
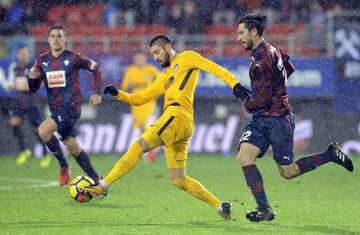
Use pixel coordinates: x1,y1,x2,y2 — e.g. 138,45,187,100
104,142,143,185
171,176,221,209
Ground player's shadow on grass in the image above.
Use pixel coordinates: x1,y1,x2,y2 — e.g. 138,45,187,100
266,223,358,234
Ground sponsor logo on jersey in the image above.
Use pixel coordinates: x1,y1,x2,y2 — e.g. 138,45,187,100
46,70,66,88
164,76,174,89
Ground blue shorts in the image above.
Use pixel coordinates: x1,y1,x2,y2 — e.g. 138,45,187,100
51,109,81,141
12,104,43,127
239,113,295,165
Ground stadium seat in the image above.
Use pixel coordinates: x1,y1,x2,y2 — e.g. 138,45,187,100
266,23,291,34
45,4,65,25
88,26,109,51
64,5,84,27
195,47,215,57
30,24,49,36
109,25,128,35
128,24,147,36
147,24,168,36
203,24,232,35
297,47,319,57
84,4,105,26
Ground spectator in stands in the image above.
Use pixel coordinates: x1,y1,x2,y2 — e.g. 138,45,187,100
182,0,202,34
167,2,184,34
103,1,139,29
307,0,327,53
260,0,282,24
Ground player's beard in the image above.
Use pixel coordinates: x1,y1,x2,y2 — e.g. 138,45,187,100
245,39,253,51
161,52,170,68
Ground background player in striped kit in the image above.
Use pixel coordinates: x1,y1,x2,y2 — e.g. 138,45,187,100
7,45,51,167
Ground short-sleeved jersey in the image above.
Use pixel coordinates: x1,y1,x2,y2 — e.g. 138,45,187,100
121,64,160,93
8,61,41,108
32,50,102,113
245,41,295,117
116,50,239,115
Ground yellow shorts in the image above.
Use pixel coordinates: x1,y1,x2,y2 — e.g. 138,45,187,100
131,101,156,129
141,106,194,169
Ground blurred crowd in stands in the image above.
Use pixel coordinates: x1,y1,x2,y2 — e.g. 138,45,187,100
0,0,359,57
1,0,359,36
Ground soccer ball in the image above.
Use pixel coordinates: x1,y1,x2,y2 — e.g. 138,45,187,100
69,175,95,203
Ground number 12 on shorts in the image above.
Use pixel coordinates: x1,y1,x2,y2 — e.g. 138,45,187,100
240,130,251,141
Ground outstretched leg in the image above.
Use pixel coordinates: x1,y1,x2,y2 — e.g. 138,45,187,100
278,143,354,179
166,141,232,220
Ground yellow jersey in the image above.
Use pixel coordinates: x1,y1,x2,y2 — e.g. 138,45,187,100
121,64,160,93
116,50,239,114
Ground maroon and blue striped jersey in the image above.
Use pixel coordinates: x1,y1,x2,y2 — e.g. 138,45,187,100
31,50,102,113
245,41,295,117
8,62,41,109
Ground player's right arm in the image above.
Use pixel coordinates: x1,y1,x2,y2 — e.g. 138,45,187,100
120,68,131,91
28,56,43,92
104,73,165,106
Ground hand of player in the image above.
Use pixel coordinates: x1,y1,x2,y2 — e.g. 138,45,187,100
103,84,119,96
89,94,102,108
232,83,251,102
80,184,108,198
29,67,41,79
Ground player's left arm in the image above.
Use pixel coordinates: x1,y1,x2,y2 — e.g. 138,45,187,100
187,51,239,88
280,49,295,78
77,53,102,107
244,62,273,111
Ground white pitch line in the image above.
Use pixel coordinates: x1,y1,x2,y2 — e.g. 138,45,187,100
0,177,58,190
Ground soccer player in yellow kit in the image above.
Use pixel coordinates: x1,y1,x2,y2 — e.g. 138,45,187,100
82,35,251,219
121,52,160,162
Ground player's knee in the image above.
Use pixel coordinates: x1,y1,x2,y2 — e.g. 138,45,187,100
279,169,296,180
237,154,252,166
38,128,50,142
68,145,81,156
171,177,186,190
64,139,81,156
10,117,21,126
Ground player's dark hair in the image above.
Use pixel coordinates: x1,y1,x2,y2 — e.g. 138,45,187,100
48,23,65,35
17,44,27,51
238,13,267,36
148,35,174,47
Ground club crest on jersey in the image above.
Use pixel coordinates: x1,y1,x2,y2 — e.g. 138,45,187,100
64,59,69,66
173,64,178,72
164,76,174,89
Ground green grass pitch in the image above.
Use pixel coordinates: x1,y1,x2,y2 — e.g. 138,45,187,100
0,154,359,235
